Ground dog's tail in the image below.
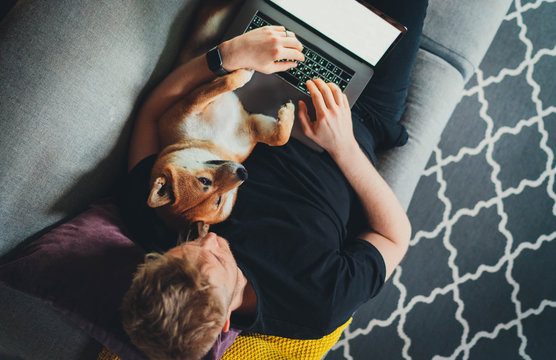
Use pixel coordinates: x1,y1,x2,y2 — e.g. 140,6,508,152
177,0,245,66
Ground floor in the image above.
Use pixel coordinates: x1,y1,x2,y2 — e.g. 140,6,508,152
327,1,556,359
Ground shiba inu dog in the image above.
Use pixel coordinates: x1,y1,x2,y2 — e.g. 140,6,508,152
148,68,294,232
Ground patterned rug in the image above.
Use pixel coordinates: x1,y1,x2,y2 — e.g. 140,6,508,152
327,1,556,359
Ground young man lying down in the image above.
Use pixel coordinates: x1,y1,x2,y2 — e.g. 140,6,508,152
120,0,428,358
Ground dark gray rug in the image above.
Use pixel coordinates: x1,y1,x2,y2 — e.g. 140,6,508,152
327,1,556,359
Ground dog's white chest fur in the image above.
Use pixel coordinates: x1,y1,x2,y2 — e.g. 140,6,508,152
179,92,252,157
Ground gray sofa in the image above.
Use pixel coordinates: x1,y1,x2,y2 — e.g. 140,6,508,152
0,0,512,359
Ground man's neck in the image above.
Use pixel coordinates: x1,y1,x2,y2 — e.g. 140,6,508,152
230,268,257,316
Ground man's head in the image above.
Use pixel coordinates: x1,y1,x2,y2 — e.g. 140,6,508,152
122,233,241,360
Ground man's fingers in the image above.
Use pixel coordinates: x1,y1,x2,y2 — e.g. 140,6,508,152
270,60,299,73
306,80,326,117
282,36,304,52
297,100,315,138
313,78,336,109
265,25,287,33
327,83,343,106
342,93,350,109
278,47,305,62
275,27,296,38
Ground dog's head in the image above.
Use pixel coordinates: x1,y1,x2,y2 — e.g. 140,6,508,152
148,148,247,228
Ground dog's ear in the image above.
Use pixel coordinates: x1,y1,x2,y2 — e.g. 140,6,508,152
148,176,173,208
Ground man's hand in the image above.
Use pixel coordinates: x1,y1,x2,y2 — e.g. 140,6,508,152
297,79,358,158
219,26,305,74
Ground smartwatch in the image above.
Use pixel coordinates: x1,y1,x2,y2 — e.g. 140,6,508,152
206,46,230,76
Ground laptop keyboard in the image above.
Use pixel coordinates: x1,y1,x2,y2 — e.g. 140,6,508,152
245,12,355,96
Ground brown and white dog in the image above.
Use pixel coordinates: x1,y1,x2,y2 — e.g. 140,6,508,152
148,68,294,234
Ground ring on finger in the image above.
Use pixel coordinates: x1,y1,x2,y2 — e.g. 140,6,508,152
285,30,290,37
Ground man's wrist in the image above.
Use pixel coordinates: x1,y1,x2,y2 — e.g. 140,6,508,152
329,140,360,163
218,40,237,72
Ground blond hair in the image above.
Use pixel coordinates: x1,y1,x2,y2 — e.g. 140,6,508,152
122,252,226,360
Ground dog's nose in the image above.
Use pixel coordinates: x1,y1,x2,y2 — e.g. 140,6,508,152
236,167,248,181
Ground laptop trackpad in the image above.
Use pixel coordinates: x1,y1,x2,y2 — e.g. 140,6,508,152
234,71,324,152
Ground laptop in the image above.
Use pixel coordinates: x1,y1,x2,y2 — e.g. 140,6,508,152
222,0,407,150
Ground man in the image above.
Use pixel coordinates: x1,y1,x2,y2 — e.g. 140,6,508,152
121,0,427,358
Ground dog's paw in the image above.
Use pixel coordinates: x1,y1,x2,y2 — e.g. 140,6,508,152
229,69,254,89
278,101,295,123
275,101,294,144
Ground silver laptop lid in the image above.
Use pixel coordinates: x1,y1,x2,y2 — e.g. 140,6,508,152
269,0,406,67
222,0,406,151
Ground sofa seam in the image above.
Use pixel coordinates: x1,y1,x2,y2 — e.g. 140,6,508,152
419,34,475,81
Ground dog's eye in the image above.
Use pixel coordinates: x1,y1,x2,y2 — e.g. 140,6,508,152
206,160,227,165
198,177,212,186
216,195,222,206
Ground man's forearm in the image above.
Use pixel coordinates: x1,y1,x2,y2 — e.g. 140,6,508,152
297,79,410,279
331,143,411,249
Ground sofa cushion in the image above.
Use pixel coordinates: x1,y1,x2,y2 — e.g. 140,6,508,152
0,0,199,256
0,198,240,360
0,285,103,360
0,199,147,358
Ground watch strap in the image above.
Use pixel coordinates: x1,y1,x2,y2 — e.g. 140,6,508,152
206,46,229,76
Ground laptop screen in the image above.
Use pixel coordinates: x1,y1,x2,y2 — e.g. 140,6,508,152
269,0,403,66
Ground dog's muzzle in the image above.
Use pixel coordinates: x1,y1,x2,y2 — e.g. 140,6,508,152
209,160,248,181
236,166,248,181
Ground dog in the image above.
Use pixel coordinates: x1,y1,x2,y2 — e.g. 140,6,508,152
147,68,294,236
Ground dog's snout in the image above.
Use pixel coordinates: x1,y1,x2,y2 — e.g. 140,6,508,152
236,167,248,181
210,161,247,181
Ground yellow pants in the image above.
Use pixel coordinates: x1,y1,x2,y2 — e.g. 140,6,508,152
98,318,351,360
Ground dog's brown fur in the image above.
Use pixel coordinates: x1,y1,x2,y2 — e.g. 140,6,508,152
148,68,294,233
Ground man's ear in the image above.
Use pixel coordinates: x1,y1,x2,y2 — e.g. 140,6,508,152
147,175,173,208
222,310,232,332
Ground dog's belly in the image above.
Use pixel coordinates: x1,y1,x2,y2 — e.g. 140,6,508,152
180,92,253,158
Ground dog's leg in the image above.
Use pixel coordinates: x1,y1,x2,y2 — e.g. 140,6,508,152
159,69,254,145
168,69,253,115
248,102,295,146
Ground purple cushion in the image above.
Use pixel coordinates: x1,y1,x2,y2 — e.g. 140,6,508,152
0,198,240,359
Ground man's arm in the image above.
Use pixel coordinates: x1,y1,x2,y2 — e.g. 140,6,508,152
298,79,411,280
128,26,305,170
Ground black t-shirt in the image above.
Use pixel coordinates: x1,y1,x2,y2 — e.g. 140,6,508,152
120,139,386,339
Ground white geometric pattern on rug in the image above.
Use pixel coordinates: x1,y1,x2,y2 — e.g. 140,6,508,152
330,0,556,359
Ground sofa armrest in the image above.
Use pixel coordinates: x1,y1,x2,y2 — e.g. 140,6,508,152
377,50,464,209
421,0,513,82
377,0,513,209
